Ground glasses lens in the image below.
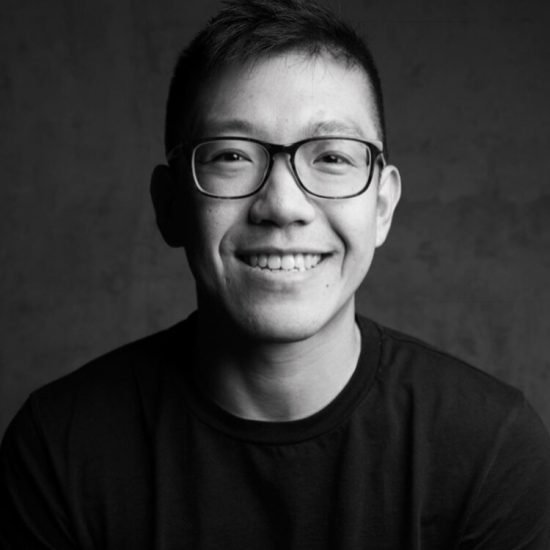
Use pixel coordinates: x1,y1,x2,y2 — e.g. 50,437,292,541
193,140,268,197
295,138,372,198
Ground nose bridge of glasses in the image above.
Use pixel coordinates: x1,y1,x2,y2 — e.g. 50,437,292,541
252,142,316,224
260,142,301,185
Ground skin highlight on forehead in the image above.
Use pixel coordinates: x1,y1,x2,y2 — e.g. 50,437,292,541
184,51,383,146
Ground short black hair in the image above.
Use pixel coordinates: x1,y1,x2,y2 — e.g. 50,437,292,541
165,0,387,156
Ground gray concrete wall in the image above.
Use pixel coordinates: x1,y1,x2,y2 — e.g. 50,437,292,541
1,0,549,436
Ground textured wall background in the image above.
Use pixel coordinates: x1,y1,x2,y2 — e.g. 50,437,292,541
1,0,549,437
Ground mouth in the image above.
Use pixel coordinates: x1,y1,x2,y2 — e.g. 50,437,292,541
238,252,326,272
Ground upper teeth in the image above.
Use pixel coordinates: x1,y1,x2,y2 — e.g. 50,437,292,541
244,253,322,271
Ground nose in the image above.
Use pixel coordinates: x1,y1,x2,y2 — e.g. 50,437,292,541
248,154,316,227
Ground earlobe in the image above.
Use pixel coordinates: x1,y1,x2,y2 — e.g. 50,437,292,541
150,164,186,248
375,164,401,248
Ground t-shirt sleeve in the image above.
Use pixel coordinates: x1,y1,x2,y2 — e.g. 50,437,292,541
0,397,77,550
458,396,550,550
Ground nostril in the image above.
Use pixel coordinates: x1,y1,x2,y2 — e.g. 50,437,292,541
249,191,315,227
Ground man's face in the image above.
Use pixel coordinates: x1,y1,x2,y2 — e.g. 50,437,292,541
164,52,400,342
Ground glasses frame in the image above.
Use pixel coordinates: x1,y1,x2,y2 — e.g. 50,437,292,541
167,136,386,200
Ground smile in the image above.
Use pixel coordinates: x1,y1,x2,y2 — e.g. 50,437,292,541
240,253,324,271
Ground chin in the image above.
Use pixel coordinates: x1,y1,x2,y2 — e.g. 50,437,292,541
228,300,350,344
239,317,319,343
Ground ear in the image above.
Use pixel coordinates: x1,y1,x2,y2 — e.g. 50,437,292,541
150,164,186,248
375,164,401,248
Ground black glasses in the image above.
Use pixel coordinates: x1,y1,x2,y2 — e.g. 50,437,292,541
167,136,385,199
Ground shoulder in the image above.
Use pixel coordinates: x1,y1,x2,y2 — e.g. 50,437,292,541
359,316,550,453
9,315,196,450
370,319,523,414
37,318,188,401
359,318,550,545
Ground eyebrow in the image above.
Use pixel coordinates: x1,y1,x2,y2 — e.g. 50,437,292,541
306,120,365,138
199,118,256,136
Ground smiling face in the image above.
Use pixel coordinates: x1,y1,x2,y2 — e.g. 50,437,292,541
156,51,400,343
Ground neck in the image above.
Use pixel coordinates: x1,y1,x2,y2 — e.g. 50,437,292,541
193,305,361,422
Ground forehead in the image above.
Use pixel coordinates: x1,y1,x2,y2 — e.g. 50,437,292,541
192,51,379,142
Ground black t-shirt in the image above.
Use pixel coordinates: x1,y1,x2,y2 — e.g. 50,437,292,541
2,315,550,549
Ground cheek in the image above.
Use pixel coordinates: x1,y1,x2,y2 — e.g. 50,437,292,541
331,199,378,256
184,199,242,267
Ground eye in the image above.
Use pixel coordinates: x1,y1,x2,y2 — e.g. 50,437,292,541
315,152,353,165
202,150,252,164
312,150,358,172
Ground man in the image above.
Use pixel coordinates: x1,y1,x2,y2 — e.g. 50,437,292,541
2,0,550,548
